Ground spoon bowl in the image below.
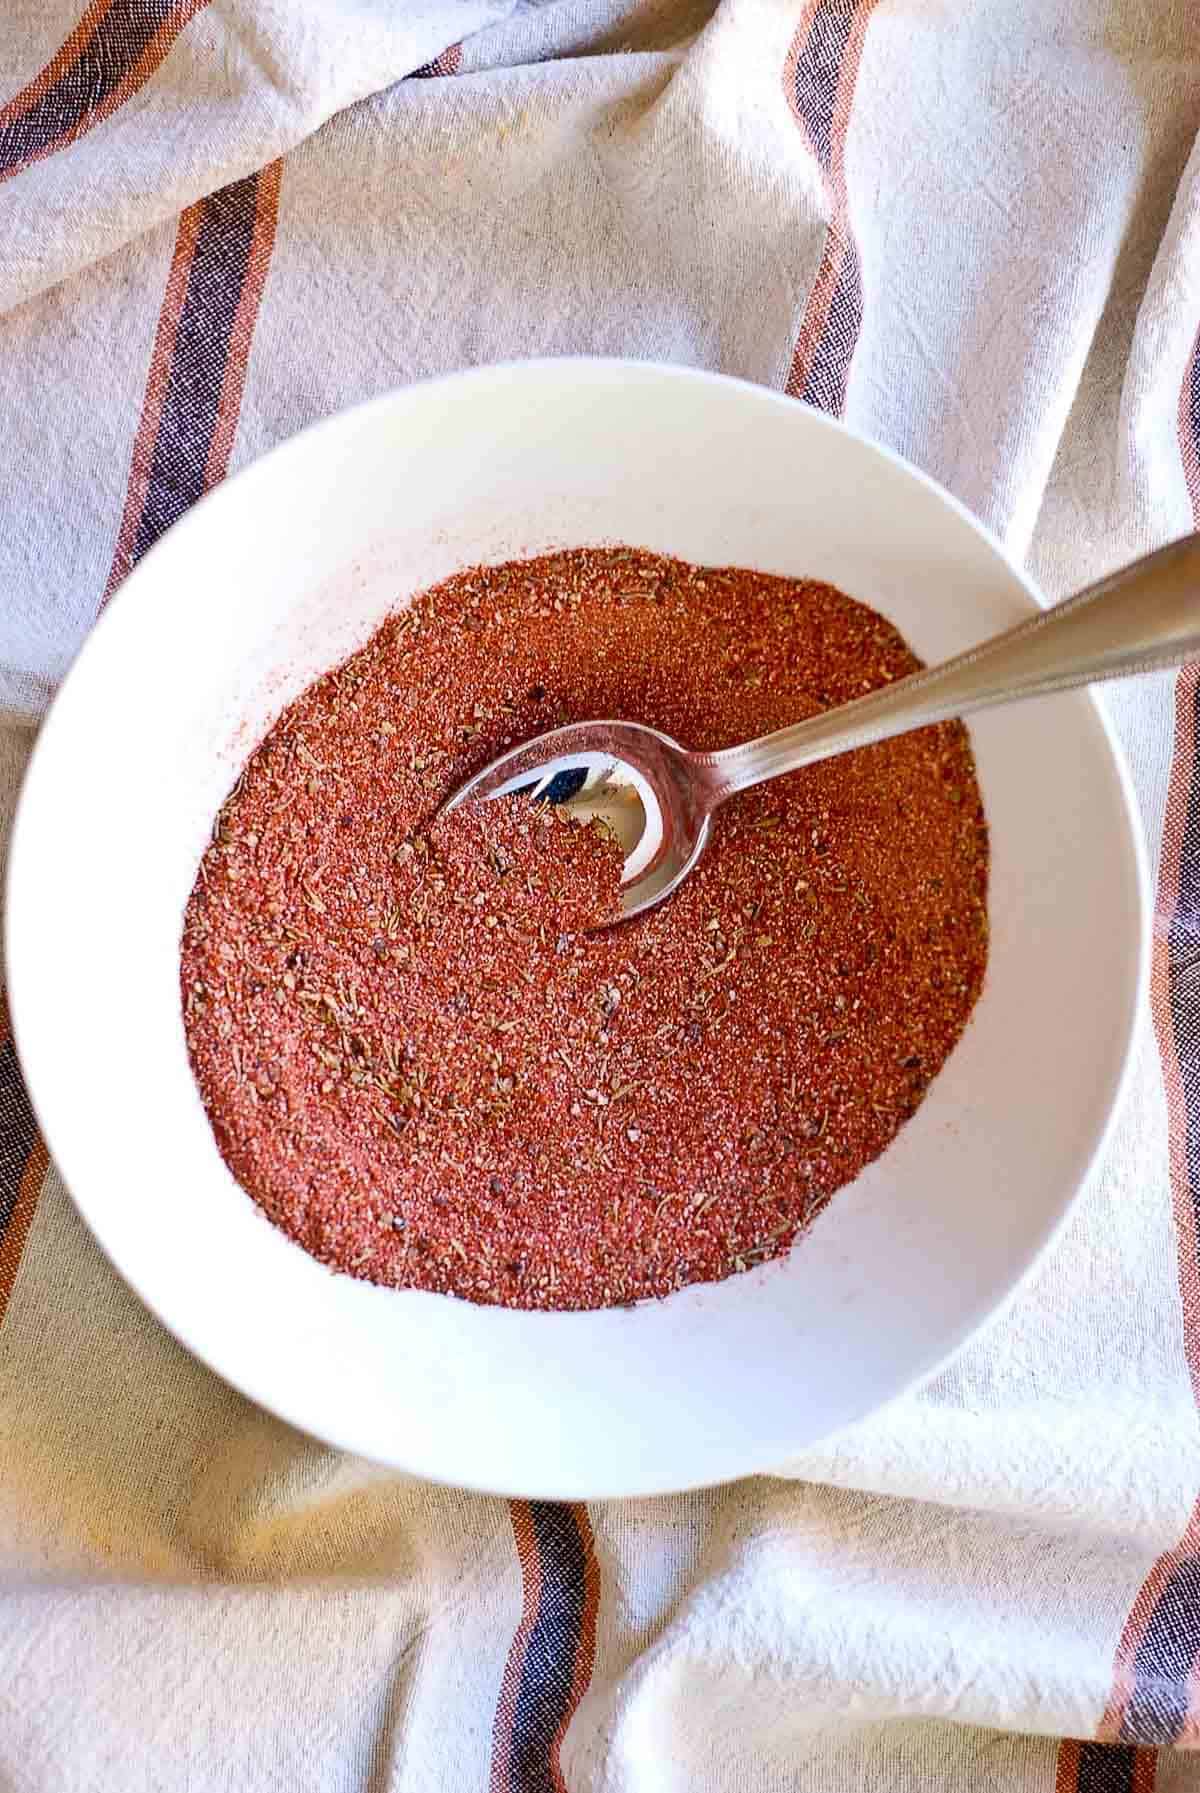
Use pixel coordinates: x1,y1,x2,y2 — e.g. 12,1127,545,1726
444,718,713,919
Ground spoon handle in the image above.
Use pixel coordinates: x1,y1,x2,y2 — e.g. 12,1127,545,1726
702,534,1200,800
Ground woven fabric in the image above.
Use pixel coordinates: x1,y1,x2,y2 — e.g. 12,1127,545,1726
3,2,1200,1787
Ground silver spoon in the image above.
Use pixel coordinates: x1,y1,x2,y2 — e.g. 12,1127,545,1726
444,535,1200,923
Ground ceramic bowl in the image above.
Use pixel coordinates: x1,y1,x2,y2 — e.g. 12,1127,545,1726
6,360,1148,1496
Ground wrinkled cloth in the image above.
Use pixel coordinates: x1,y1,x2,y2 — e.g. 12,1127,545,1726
3,2,1200,1788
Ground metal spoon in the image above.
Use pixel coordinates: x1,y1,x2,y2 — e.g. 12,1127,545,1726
444,535,1200,923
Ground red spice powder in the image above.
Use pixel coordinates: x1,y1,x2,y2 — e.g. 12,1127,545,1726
181,549,989,1311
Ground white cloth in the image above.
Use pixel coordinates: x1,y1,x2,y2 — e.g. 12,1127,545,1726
3,2,1200,1787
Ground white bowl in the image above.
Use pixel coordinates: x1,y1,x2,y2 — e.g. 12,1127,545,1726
7,361,1148,1498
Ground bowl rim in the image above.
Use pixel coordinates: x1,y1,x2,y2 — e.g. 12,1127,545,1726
5,357,1152,1495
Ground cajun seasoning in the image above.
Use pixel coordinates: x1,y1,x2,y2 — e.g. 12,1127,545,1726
181,548,989,1311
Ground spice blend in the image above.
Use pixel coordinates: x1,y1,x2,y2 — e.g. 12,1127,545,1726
181,549,989,1311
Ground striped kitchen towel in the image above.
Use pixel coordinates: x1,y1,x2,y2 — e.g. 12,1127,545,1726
3,2,1200,1788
